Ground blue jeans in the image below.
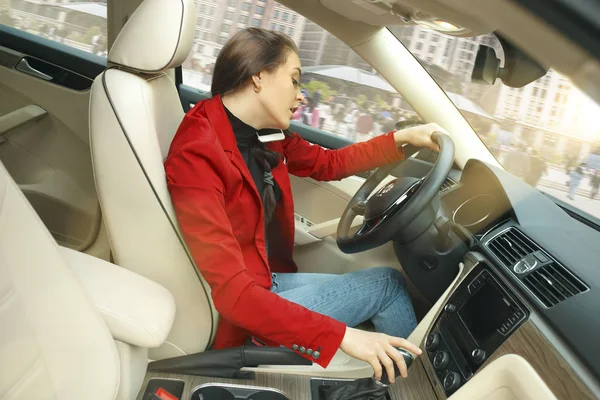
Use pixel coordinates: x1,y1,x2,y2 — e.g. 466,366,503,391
270,267,417,338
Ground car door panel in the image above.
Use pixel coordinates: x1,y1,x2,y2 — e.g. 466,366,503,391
0,28,105,252
0,104,47,138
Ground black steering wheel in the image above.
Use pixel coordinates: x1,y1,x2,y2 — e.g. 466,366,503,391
336,132,455,254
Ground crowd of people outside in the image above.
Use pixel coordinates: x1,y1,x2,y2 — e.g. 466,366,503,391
502,143,600,202
293,86,600,207
502,143,549,187
564,152,600,201
291,89,412,143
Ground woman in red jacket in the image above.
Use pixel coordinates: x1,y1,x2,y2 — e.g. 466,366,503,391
165,28,444,383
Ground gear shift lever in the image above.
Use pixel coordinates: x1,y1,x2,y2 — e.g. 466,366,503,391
321,348,415,400
375,348,414,386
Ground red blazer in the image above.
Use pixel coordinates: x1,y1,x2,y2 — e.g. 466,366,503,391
165,95,404,367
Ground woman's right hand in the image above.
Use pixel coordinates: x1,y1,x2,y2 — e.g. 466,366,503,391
339,327,422,383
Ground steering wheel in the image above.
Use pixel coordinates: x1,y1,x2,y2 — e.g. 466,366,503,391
336,131,455,254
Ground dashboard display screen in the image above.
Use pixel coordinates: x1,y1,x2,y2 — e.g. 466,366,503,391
459,281,512,342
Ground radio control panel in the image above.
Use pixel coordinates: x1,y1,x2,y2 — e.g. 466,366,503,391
425,263,529,396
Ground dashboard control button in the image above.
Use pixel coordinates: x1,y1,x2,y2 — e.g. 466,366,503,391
433,351,450,370
444,304,457,313
471,349,486,365
425,332,440,351
443,371,462,392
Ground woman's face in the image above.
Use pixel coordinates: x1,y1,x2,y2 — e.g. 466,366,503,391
256,50,304,130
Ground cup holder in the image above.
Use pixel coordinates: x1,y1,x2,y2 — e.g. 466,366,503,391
194,386,235,400
191,383,290,400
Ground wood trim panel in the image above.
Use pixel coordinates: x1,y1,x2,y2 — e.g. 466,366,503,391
420,352,448,400
137,371,312,400
420,320,595,400
137,358,438,400
481,321,595,400
389,357,440,400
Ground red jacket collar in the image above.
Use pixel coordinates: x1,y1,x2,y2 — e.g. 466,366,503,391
195,94,260,200
201,94,240,153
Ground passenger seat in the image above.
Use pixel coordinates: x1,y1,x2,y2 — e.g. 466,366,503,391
0,156,176,400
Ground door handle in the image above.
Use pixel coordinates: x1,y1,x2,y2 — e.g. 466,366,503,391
16,58,53,81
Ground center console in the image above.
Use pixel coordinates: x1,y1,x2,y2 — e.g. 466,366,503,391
424,263,529,396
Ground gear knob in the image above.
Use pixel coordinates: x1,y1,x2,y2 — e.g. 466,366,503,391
376,348,414,386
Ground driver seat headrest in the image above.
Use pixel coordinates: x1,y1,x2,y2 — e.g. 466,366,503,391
108,0,196,73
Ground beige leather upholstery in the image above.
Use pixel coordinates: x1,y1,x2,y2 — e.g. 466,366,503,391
60,242,176,400
60,246,176,349
448,354,557,400
108,0,196,73
0,160,120,400
90,0,217,360
114,341,149,400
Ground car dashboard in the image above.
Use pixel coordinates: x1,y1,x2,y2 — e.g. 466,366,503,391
418,158,600,398
136,159,600,400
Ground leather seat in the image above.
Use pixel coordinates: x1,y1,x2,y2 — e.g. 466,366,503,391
0,157,175,400
0,160,119,399
88,0,371,376
89,0,217,361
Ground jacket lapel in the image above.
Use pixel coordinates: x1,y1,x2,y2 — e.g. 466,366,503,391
204,95,263,206
203,96,271,266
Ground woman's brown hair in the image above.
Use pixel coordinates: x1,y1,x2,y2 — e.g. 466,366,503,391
211,28,298,97
212,28,298,224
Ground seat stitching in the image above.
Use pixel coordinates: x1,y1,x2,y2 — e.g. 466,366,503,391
162,340,187,356
97,305,160,345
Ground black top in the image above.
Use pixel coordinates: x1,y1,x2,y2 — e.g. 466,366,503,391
224,106,281,251
224,106,266,198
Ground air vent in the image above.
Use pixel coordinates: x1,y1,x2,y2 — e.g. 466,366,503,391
439,177,457,193
487,228,537,267
522,262,588,307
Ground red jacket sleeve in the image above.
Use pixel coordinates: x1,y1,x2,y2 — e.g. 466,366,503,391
283,131,404,181
166,139,346,367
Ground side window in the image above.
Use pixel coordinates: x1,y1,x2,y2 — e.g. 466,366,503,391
182,0,413,143
1,0,108,57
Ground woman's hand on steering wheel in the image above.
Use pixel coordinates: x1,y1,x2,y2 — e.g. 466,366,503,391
339,327,422,383
337,126,454,253
393,122,447,152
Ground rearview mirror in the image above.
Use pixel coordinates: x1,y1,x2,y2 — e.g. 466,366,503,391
472,35,547,88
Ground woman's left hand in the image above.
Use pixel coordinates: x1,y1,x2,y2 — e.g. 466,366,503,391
393,123,448,152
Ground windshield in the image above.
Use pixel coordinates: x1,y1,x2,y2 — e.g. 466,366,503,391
388,26,600,221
